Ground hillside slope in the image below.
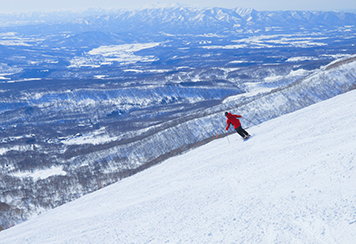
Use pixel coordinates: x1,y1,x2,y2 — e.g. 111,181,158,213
0,90,356,243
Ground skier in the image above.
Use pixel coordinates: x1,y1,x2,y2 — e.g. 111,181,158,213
225,112,250,139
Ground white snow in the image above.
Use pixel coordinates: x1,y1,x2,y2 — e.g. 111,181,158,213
0,32,43,46
11,166,67,181
87,43,160,57
222,82,273,103
61,128,116,145
123,68,172,73
286,56,320,62
1,90,356,243
0,144,34,155
68,43,160,68
284,54,353,63
202,34,328,50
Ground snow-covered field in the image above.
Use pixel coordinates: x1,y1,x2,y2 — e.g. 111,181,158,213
11,166,67,181
68,43,160,68
1,89,356,243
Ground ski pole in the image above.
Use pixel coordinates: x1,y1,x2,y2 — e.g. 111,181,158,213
226,134,230,144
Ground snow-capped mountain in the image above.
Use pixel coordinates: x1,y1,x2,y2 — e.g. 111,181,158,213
4,5,355,32
1,6,356,80
0,88,355,243
1,5,356,230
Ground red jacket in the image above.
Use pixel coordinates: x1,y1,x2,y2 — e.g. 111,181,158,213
226,113,242,130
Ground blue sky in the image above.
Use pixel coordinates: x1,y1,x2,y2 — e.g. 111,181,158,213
1,0,355,13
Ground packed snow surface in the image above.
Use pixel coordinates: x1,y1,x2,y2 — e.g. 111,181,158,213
1,90,356,243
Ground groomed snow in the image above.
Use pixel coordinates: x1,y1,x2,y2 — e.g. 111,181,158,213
1,90,356,243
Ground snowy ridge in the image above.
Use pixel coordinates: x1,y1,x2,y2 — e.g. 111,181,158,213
67,56,356,172
0,55,355,231
1,89,355,243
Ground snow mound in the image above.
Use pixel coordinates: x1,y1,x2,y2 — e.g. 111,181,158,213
1,90,356,243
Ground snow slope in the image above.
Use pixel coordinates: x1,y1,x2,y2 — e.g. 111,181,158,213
1,90,356,243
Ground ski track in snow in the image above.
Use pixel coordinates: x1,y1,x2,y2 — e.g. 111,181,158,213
1,90,356,243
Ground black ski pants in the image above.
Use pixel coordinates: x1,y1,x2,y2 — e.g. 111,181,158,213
235,126,250,138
